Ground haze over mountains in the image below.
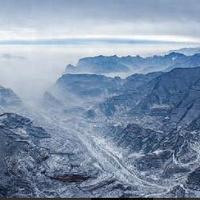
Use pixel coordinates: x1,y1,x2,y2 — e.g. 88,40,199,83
1,47,200,197
1,0,200,197
168,47,200,56
65,51,200,76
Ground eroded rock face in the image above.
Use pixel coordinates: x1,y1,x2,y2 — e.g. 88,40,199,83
0,113,50,198
167,185,186,198
0,113,134,198
136,67,200,123
99,122,198,180
187,168,200,189
51,74,123,100
101,67,200,125
0,114,89,197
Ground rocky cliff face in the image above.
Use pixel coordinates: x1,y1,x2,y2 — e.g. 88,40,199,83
0,85,22,113
0,113,49,198
0,113,119,198
100,67,200,124
130,67,200,126
44,74,123,110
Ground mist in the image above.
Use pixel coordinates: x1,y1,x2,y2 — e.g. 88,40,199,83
0,42,198,102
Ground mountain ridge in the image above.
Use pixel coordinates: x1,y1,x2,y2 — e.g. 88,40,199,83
65,52,200,75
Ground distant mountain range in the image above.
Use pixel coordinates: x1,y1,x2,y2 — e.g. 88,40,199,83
168,47,200,56
65,52,200,75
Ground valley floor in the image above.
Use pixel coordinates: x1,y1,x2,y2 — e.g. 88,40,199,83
21,107,199,198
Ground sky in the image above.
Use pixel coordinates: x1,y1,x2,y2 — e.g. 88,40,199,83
0,0,199,100
0,0,200,44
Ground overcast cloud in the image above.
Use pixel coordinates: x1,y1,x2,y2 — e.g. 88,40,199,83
0,0,199,43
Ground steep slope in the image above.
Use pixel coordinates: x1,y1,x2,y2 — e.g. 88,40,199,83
166,54,200,71
0,113,50,198
100,72,162,117
133,67,200,125
0,85,21,110
100,67,200,126
93,68,200,197
55,74,123,99
95,117,200,198
0,113,125,198
43,74,123,111
44,72,162,116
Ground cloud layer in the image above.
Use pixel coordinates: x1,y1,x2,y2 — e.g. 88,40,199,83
0,0,199,43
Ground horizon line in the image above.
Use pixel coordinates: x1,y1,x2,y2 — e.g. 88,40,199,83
0,37,199,45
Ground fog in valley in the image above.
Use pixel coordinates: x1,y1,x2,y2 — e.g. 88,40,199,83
0,43,197,102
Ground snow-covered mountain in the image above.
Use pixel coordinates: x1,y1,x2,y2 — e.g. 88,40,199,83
0,113,50,198
96,67,200,197
3,52,200,197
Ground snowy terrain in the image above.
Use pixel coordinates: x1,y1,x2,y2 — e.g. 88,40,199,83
1,52,200,198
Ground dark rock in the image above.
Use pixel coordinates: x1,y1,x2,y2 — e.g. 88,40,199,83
0,113,50,198
187,167,200,190
49,173,91,183
168,185,186,198
86,109,96,119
